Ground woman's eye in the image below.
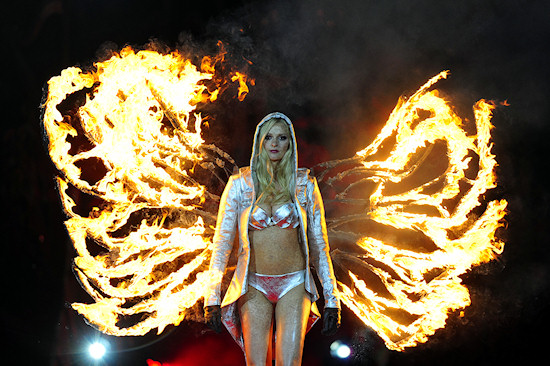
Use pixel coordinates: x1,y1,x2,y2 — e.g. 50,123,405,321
265,135,272,140
279,135,287,141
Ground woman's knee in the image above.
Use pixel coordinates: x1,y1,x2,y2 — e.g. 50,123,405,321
274,286,311,366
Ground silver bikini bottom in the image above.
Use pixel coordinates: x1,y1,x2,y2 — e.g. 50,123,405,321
248,269,306,303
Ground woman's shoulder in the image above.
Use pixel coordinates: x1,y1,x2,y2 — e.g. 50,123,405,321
236,166,251,179
227,167,253,190
296,168,314,186
231,167,315,186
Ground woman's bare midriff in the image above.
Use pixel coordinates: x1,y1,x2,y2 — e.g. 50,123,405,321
248,226,305,275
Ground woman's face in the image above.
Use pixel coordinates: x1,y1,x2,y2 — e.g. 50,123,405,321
263,122,290,163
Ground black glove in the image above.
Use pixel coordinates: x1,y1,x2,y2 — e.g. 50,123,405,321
321,307,341,336
204,305,222,333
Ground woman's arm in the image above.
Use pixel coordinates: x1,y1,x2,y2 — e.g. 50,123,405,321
204,175,240,307
306,175,340,310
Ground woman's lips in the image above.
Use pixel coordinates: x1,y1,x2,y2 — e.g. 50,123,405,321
270,150,279,153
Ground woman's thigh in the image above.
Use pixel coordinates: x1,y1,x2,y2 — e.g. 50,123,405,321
274,283,311,366
238,286,274,366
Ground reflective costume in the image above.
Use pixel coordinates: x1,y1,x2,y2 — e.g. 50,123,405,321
249,202,300,230
248,270,306,303
205,112,340,350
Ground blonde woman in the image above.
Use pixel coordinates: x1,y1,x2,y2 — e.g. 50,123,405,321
204,112,340,366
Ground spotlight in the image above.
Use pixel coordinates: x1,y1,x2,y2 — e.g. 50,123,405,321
330,340,352,359
89,341,107,360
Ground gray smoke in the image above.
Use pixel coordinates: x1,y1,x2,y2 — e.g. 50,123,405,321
202,0,550,363
205,0,548,160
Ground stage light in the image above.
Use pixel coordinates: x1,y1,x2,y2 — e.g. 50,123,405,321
330,340,352,359
89,341,107,360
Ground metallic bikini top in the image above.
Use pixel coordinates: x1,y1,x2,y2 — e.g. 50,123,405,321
249,202,300,230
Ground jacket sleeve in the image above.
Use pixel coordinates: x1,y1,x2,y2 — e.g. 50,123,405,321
306,176,340,309
204,175,240,306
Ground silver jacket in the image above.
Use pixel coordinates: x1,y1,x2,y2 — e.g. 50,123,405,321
205,112,340,311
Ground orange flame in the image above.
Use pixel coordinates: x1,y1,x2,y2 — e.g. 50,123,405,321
42,46,242,336
43,55,505,352
231,71,255,101
318,71,507,351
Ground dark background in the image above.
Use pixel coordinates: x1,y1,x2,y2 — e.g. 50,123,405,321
2,0,549,364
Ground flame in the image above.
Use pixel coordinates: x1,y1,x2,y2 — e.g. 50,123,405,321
231,71,254,101
318,71,507,351
42,46,243,335
43,54,505,351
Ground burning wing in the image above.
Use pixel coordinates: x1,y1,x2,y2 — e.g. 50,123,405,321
41,47,239,336
315,72,507,351
42,49,505,351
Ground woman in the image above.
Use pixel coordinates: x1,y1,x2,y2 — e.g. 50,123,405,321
204,112,340,366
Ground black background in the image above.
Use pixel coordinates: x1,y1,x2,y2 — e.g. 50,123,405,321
2,0,549,365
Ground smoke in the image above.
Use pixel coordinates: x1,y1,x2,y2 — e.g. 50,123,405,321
10,0,546,363
200,0,550,362
204,0,548,159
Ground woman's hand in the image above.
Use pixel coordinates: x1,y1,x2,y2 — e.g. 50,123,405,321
321,307,341,336
204,305,222,333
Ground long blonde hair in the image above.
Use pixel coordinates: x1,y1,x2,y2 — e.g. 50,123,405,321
254,118,295,205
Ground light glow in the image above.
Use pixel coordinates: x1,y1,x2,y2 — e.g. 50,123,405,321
88,342,107,360
330,340,352,359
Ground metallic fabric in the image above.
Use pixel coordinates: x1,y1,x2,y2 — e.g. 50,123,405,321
205,112,340,349
248,270,306,303
249,202,300,230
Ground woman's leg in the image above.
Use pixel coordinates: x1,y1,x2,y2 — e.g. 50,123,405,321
238,286,274,366
274,283,311,366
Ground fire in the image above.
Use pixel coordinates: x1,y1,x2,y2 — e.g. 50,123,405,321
317,71,507,351
42,51,505,353
41,46,245,335
231,71,255,101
